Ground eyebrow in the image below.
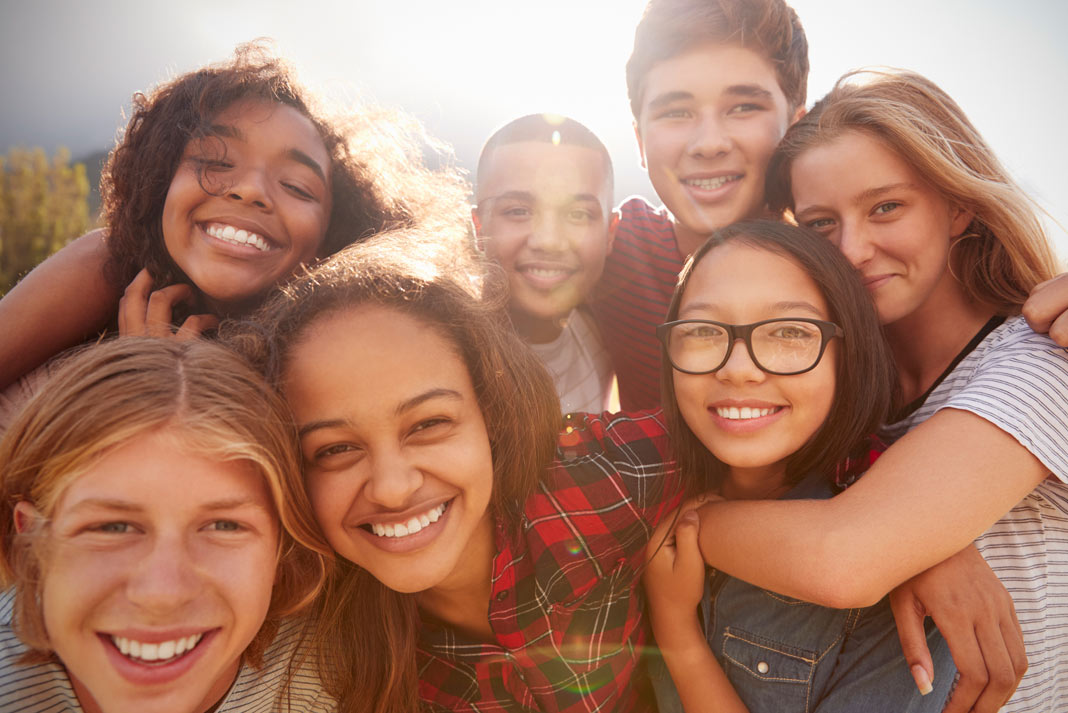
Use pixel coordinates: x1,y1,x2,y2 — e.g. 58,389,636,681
724,84,775,101
479,191,603,208
646,90,693,112
67,497,268,514
206,123,328,187
851,182,918,205
297,388,463,438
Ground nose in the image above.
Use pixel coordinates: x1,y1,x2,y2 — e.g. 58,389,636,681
364,448,425,510
836,220,875,269
126,534,200,614
226,166,272,210
688,113,732,158
715,338,765,385
526,212,570,253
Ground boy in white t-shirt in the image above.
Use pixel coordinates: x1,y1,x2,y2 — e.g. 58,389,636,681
473,114,620,413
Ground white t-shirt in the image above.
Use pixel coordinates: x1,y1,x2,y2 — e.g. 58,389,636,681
0,589,334,712
530,307,616,415
882,316,1068,713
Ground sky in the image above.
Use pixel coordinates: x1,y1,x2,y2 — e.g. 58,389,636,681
1,0,1066,256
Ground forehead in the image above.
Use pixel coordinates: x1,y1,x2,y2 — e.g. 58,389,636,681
206,99,330,165
52,430,270,515
791,131,922,200
478,141,610,205
284,305,474,420
682,242,828,320
640,42,790,110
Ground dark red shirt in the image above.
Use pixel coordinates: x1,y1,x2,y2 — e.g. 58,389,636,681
417,410,681,712
592,198,684,412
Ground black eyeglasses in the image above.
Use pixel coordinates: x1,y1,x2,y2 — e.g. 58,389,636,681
656,318,843,375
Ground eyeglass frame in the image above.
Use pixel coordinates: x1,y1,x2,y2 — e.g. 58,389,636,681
656,317,844,376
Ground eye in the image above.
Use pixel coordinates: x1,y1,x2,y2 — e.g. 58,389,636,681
656,108,691,120
411,417,451,435
282,181,315,200
189,157,233,171
207,520,243,532
803,217,836,233
500,205,532,220
768,322,820,341
872,201,902,216
567,207,596,223
679,323,726,340
314,443,358,459
727,103,764,115
92,521,132,534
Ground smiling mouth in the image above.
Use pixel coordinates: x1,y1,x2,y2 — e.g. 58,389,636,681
109,632,205,665
683,175,742,191
362,501,449,538
715,406,782,420
204,222,271,252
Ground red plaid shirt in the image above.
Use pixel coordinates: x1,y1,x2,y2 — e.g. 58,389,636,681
417,410,681,712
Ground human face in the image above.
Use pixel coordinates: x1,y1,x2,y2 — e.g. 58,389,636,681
283,305,495,596
26,430,278,713
672,243,836,483
161,98,332,315
635,43,799,255
475,141,617,341
790,131,974,326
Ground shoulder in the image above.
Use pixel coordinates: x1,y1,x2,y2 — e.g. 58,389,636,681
0,591,81,713
221,617,333,713
617,196,673,236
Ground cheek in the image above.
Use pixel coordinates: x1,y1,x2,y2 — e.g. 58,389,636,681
672,373,706,431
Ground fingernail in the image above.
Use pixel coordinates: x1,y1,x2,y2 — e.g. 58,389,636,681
681,510,699,524
911,664,933,695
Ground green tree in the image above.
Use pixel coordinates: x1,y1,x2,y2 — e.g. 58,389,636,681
0,147,92,295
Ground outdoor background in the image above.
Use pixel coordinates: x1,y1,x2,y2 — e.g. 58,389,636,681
2,0,1066,291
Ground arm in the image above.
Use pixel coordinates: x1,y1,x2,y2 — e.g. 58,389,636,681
1022,272,1068,346
695,408,1049,608
644,509,748,713
0,229,118,390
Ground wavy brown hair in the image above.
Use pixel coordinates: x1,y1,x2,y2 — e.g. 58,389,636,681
626,0,809,119
766,69,1059,315
0,337,331,667
101,40,471,316
225,225,561,713
661,220,896,495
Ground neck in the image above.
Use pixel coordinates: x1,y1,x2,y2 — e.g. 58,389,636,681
722,464,791,501
510,307,566,345
416,512,496,641
671,219,709,260
884,275,996,405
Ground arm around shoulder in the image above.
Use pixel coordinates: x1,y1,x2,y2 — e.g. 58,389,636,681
0,229,118,390
696,408,1051,609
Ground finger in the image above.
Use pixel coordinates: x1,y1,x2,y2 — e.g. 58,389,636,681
119,269,157,336
144,284,195,338
966,616,1020,713
1002,599,1029,688
889,590,935,696
1049,309,1068,348
1022,273,1068,334
936,619,986,713
672,510,701,564
174,314,220,341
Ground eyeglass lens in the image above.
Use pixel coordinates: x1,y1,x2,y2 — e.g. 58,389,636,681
667,320,826,374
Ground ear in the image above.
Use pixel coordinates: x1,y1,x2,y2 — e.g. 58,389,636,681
950,205,975,237
470,205,482,235
606,209,621,255
633,120,647,170
789,104,807,127
13,501,42,535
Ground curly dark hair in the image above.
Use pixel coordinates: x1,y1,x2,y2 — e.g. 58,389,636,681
101,40,471,316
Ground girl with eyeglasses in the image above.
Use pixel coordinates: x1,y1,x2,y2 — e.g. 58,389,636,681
679,70,1068,713
645,220,954,713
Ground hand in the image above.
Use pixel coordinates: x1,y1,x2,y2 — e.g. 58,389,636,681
889,544,1026,713
644,505,706,637
1022,272,1068,347
118,268,219,339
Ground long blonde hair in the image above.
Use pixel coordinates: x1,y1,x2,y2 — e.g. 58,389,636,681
767,68,1059,314
0,338,331,664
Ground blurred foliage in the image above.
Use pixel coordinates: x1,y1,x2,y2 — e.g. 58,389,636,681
0,147,92,295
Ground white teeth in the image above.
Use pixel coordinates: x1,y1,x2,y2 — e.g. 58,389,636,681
369,502,447,538
716,406,777,420
684,175,740,190
205,223,270,252
110,633,203,664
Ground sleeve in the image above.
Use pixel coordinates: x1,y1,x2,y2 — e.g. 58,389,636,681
938,319,1068,482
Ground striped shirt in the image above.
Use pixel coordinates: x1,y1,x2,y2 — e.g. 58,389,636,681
417,410,680,712
0,590,334,712
530,307,615,415
881,316,1068,713
592,198,683,411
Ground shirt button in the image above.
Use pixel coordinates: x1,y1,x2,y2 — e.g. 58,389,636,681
495,590,509,602
757,661,769,674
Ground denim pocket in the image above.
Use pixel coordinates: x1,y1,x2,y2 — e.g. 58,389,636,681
722,627,817,712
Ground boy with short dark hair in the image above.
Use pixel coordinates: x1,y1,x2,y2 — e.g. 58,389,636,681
593,0,808,410
474,114,620,413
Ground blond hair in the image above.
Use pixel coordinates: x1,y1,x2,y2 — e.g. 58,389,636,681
767,68,1059,314
0,338,331,664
